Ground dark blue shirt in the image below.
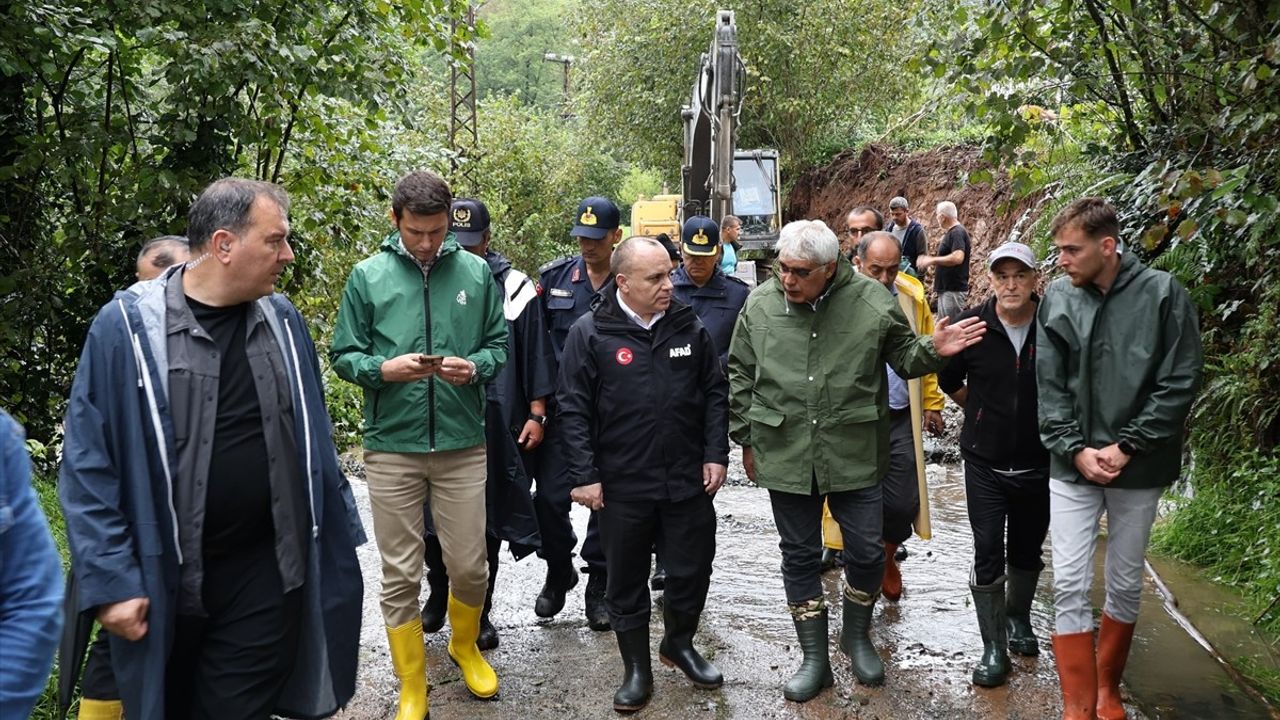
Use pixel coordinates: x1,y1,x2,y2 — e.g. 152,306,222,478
670,266,750,370
539,255,611,363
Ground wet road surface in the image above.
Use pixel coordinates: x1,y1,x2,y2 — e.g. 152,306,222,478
333,453,1272,719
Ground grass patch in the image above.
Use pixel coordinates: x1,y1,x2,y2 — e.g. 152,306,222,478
30,474,71,720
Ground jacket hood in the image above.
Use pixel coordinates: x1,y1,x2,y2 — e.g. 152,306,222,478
484,250,512,278
1109,250,1144,294
380,230,462,260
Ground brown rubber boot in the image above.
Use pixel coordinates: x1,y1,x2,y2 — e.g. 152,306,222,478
1052,631,1098,720
882,543,903,601
1096,614,1135,720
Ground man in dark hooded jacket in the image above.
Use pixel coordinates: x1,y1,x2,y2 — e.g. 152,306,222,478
58,178,366,720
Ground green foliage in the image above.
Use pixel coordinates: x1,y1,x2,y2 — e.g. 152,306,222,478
466,94,626,278
933,0,1280,661
573,0,928,178
0,0,479,460
475,0,573,108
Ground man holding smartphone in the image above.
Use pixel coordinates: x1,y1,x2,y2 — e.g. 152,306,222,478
332,171,508,719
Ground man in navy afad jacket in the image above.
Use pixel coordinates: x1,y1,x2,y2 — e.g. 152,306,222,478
59,179,366,720
557,236,730,713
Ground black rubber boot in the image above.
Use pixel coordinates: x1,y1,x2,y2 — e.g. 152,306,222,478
819,547,840,572
658,605,723,688
420,533,448,633
837,588,885,686
585,571,611,631
971,576,1011,687
534,558,578,618
477,536,501,651
612,628,653,713
1006,565,1041,657
650,555,667,591
783,601,834,702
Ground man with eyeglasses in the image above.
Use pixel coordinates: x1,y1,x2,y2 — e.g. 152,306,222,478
727,220,985,701
841,206,882,260
938,242,1051,690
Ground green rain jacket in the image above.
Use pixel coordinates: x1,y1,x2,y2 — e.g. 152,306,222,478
727,261,946,494
331,232,508,453
1036,251,1203,489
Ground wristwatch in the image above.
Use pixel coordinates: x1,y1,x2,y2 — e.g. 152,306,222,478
1117,439,1137,457
529,413,548,426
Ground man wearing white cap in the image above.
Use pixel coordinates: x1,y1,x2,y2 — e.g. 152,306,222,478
939,242,1050,690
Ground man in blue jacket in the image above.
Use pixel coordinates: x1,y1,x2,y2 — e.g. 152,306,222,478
59,178,367,720
0,410,63,720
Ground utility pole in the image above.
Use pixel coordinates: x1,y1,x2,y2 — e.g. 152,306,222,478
542,52,575,114
450,5,479,192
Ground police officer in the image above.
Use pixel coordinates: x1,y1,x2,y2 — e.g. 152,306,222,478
534,196,623,630
558,236,729,713
671,216,750,373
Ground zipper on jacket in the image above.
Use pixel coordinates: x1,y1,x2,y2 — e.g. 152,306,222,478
423,272,436,451
283,316,320,539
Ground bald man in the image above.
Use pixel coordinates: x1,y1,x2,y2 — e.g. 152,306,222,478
135,236,190,280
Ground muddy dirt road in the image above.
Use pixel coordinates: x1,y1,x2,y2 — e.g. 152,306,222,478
333,453,1270,720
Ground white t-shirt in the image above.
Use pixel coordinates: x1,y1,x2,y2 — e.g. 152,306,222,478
1001,318,1031,356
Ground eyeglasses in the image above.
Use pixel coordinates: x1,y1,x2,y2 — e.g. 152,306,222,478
845,226,877,237
775,262,821,279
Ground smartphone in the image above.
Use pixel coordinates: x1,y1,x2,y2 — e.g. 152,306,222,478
418,354,445,367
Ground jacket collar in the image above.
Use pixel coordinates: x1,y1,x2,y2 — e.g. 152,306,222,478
381,230,461,263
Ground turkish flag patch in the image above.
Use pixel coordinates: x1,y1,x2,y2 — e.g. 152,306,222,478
615,347,634,365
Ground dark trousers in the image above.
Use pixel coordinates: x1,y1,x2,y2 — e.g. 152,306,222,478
81,631,119,699
964,459,1050,585
533,426,605,573
881,409,919,545
164,543,303,720
598,492,715,633
771,478,884,603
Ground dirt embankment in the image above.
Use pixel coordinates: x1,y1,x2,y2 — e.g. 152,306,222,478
786,143,1046,305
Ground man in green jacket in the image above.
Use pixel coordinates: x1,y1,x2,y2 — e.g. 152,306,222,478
727,220,985,701
331,170,508,720
1037,198,1202,720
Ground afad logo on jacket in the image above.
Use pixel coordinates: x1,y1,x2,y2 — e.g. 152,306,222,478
669,343,692,358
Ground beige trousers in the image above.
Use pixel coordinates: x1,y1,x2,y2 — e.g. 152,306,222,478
365,445,488,626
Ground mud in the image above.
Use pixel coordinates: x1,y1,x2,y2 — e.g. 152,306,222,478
327,452,1275,720
785,143,1048,306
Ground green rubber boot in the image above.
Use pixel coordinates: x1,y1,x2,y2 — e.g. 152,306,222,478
971,576,1011,687
1006,566,1041,656
837,587,885,686
783,599,834,702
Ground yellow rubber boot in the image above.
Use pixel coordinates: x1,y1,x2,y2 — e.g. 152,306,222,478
386,620,430,720
447,593,499,698
77,699,123,720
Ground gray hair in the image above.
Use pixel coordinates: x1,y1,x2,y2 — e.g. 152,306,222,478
721,214,741,229
187,178,290,251
137,235,189,269
889,196,909,210
936,200,958,220
856,231,902,262
611,235,666,276
775,220,839,265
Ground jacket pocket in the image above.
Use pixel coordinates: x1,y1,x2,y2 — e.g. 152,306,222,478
136,521,164,557
747,405,784,427
833,403,880,424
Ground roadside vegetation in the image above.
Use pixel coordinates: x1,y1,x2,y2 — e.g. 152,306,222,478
3,0,1278,709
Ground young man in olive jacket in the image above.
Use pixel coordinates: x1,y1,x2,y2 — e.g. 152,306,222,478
727,220,986,700
331,171,508,718
1037,198,1203,720
558,236,729,713
938,242,1051,689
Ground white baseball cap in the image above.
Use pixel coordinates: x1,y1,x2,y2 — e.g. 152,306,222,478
987,242,1037,270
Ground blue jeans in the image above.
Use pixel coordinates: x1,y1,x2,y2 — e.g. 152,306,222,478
769,478,884,604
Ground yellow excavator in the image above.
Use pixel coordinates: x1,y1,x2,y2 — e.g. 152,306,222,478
631,10,782,282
